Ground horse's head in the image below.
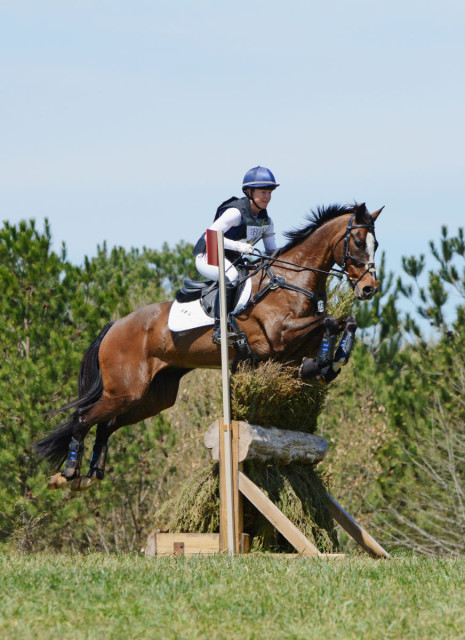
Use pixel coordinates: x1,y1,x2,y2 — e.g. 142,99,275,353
333,203,383,300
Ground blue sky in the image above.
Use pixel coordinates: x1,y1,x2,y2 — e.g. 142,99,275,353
1,0,464,280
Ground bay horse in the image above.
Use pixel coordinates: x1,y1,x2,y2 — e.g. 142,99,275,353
33,202,383,491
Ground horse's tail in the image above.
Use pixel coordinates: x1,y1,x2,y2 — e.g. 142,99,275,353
32,322,114,469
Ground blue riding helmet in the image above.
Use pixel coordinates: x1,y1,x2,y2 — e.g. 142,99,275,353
242,166,279,193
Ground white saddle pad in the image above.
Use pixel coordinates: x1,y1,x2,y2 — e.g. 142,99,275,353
168,279,252,332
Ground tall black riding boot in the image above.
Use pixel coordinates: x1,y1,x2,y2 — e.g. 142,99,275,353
212,283,239,345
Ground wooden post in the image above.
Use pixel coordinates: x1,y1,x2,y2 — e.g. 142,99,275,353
218,417,228,551
211,229,237,555
232,420,243,552
219,419,243,553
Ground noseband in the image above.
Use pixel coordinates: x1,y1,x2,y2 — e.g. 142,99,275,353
333,214,377,289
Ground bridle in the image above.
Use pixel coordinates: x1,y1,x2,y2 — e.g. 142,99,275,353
331,214,377,289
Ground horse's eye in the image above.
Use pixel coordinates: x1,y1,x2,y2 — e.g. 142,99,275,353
354,237,364,249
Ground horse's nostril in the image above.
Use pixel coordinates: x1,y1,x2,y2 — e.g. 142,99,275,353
362,286,374,297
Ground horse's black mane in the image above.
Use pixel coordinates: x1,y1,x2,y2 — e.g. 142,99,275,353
278,202,368,255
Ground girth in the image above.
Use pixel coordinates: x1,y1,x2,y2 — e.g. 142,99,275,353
243,266,326,315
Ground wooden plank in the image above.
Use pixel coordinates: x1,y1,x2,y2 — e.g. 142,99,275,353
238,471,321,557
327,494,390,559
145,533,344,559
231,420,243,553
145,533,251,557
239,532,250,554
144,529,159,557
153,533,220,556
272,553,347,559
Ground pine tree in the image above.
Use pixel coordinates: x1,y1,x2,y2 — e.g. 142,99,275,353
0,218,196,551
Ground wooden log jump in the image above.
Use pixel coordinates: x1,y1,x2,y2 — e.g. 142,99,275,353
146,420,390,559
204,419,328,465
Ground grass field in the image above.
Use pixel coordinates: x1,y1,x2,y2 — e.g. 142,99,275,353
0,551,464,639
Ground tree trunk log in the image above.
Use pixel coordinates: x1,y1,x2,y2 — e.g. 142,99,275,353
204,420,328,465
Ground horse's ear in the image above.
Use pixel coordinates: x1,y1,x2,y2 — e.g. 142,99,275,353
354,202,367,224
370,206,385,222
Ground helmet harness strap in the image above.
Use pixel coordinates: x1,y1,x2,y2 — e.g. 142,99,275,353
248,188,264,213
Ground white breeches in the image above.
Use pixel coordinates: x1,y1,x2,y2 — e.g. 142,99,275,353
195,253,240,284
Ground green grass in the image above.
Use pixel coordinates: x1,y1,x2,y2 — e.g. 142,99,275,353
0,551,464,639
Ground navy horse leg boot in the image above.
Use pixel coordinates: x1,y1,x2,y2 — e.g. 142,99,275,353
212,282,239,345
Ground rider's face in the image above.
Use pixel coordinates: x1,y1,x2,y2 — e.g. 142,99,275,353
250,188,273,212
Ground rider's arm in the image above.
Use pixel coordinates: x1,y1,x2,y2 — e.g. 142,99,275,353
208,208,253,253
262,220,277,255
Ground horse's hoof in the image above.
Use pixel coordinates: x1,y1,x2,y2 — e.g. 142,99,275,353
47,473,69,490
70,476,95,492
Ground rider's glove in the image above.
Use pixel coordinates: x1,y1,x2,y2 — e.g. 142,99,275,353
232,241,254,255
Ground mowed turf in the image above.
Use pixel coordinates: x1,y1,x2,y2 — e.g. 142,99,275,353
0,552,463,639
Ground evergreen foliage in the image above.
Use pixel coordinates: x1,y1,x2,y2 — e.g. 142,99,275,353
0,219,195,551
321,228,465,554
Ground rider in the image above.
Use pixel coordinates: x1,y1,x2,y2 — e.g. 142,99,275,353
193,166,279,344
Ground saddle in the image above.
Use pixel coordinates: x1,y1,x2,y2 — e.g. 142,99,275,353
174,268,257,365
175,267,249,318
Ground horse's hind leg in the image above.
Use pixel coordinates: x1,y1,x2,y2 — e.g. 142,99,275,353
73,368,190,492
44,320,161,490
68,421,111,491
46,412,98,490
88,424,111,480
48,392,146,490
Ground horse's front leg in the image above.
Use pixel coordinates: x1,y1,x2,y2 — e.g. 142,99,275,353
333,315,357,366
271,312,329,355
300,315,357,383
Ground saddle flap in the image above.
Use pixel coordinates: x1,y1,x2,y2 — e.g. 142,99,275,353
199,271,248,318
168,276,253,333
